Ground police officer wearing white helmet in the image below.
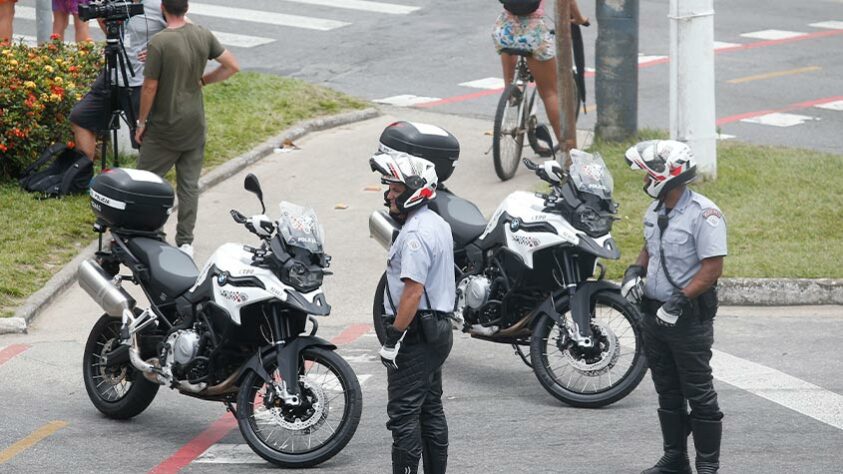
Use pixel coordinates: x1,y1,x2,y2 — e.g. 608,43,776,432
622,140,726,474
370,131,455,474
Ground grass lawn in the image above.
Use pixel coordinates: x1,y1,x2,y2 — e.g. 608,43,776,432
587,131,843,280
0,72,365,317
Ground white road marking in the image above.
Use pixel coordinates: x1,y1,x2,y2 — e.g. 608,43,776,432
740,112,819,127
809,20,843,30
284,0,420,15
712,349,843,431
716,133,735,140
815,99,843,111
189,2,349,31
194,444,266,464
12,34,37,46
210,31,275,49
713,41,741,50
12,6,89,23
740,29,806,41
459,77,505,90
638,54,667,64
374,95,441,107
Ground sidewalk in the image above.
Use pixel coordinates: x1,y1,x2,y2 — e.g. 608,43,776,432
1,106,841,335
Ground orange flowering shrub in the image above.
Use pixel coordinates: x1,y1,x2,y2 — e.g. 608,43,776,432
0,36,102,180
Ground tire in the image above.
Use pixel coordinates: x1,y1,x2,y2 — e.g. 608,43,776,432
237,346,363,468
529,291,647,408
82,314,159,419
493,83,527,181
372,272,389,345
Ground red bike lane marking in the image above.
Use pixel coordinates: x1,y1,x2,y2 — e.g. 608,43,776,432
148,323,372,474
716,95,843,125
417,29,843,109
0,344,30,367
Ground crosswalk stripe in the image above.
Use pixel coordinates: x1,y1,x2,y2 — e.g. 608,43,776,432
374,94,441,106
809,20,843,30
284,0,420,15
188,2,349,31
193,444,270,464
211,31,275,49
740,112,819,127
814,99,843,111
741,29,806,41
12,34,37,46
712,349,843,431
459,77,505,90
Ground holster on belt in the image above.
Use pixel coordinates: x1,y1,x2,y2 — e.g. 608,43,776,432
642,285,718,322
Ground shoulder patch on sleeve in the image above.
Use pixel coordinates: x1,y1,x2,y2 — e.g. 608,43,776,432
702,208,723,227
406,238,422,252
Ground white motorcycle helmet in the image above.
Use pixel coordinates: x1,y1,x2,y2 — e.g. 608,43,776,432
624,140,697,199
370,150,439,213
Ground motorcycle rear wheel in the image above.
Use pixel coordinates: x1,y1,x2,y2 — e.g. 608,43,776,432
82,314,159,419
530,291,647,408
237,346,362,468
372,272,389,345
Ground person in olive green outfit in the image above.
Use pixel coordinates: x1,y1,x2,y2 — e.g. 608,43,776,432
134,0,239,258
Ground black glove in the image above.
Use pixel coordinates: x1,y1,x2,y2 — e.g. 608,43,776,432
379,325,407,370
656,292,692,327
620,265,646,304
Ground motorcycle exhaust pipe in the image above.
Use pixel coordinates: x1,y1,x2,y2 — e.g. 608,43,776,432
369,210,400,250
78,259,135,317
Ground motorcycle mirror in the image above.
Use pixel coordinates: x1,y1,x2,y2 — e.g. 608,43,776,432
244,173,266,214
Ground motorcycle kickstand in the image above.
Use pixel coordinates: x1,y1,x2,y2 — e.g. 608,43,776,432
512,344,532,368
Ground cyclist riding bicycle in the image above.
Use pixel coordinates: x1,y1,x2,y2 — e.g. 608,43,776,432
492,0,589,154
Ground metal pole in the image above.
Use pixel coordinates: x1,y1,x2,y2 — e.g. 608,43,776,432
556,0,577,167
594,0,639,142
36,0,52,45
670,0,717,180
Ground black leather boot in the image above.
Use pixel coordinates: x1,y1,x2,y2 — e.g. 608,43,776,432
691,418,721,474
393,447,420,474
641,409,692,474
422,438,448,474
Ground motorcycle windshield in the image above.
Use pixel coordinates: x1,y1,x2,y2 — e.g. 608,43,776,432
277,201,325,253
569,150,614,200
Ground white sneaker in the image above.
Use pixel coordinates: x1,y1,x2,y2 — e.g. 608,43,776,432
178,244,194,259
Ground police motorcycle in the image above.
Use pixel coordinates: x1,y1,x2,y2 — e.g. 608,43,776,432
79,170,361,468
369,122,647,408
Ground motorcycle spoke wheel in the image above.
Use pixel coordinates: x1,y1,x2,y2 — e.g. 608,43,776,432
530,292,647,408
88,323,133,402
238,347,361,468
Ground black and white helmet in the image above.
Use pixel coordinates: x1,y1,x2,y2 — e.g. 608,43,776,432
624,140,697,199
370,149,438,213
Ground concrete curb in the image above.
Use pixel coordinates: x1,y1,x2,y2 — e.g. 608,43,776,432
1,107,381,335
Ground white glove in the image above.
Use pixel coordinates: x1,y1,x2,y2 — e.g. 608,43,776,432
379,327,407,370
620,265,646,304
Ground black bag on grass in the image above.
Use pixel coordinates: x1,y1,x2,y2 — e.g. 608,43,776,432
19,143,93,197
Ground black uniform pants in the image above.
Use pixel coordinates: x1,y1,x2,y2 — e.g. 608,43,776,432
386,315,453,466
642,300,723,421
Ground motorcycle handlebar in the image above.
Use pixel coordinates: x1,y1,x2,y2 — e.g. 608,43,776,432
230,209,247,224
522,158,538,171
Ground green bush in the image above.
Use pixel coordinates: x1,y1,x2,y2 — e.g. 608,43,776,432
0,37,102,180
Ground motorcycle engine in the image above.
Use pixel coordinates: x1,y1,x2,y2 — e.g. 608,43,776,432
163,330,202,369
455,275,496,333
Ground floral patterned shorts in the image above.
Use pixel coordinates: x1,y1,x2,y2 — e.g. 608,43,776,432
491,12,555,62
52,0,89,15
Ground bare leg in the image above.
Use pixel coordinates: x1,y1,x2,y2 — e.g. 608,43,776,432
500,53,517,88
525,56,562,144
72,123,97,161
72,14,90,42
570,0,589,26
0,3,14,42
52,12,70,40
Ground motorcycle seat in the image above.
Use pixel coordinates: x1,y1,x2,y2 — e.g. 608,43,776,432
429,190,487,248
125,237,199,299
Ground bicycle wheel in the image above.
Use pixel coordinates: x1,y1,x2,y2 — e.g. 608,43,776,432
493,83,527,181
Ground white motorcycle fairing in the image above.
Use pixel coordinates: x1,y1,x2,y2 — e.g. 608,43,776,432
191,243,329,325
479,191,618,269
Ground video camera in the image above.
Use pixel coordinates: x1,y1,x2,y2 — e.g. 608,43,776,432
79,0,144,23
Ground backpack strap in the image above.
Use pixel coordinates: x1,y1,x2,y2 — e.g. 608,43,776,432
57,151,94,196
20,143,67,180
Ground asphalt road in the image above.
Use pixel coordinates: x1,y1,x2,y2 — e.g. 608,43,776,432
10,0,843,153
1,109,841,472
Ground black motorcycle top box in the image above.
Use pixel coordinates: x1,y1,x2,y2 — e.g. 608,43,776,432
90,168,174,232
378,121,460,182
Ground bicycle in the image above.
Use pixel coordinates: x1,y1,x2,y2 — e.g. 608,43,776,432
492,26,587,181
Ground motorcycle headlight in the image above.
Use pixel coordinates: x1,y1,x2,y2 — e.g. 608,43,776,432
574,207,613,237
282,260,323,293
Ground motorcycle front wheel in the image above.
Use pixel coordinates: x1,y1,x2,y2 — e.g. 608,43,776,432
82,314,159,419
530,291,647,408
236,346,362,468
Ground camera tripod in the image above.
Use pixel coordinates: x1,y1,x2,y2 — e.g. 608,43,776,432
98,20,137,172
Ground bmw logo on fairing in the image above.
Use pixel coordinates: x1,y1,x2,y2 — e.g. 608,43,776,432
217,273,227,285
510,218,521,231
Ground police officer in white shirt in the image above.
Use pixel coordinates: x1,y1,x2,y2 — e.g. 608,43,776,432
621,140,726,474
370,144,455,474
